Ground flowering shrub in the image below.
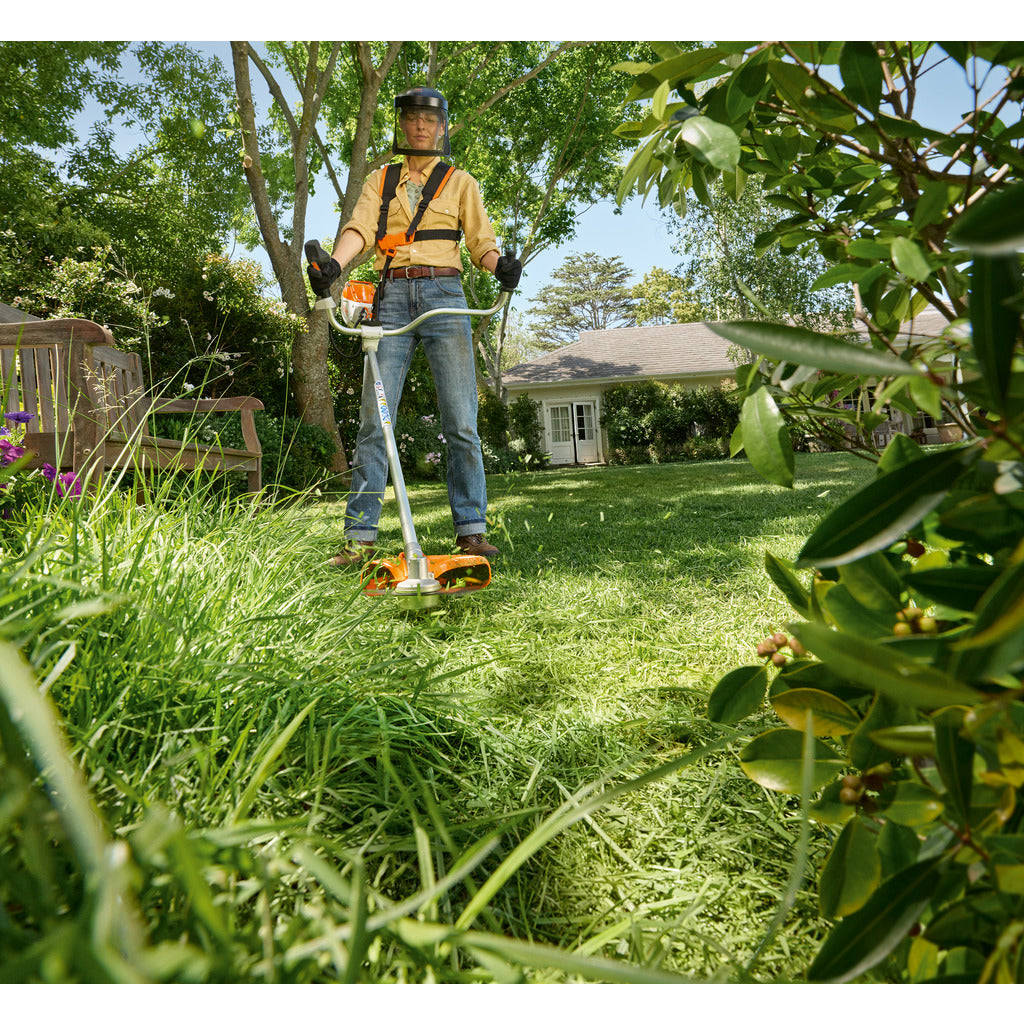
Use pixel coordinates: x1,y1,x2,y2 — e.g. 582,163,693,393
0,412,82,531
396,412,447,481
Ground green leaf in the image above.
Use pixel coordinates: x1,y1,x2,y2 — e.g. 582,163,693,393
933,708,970,819
725,58,767,122
651,78,672,121
838,553,903,610
876,780,945,827
955,557,1024,650
923,892,1006,951
643,47,732,91
839,41,883,113
767,60,823,115
938,491,1024,550
797,445,976,568
764,551,810,617
741,388,794,488
907,566,1001,612
770,687,861,737
709,320,913,378
969,256,1022,412
907,374,944,423
891,236,934,283
876,431,925,474
789,621,983,709
615,132,660,207
809,778,858,825
811,264,866,290
738,727,846,793
807,856,946,982
868,723,937,757
848,238,892,259
677,116,741,171
707,665,769,723
823,584,896,638
848,695,918,772
913,179,952,229
949,181,1024,254
819,817,881,918
876,820,921,876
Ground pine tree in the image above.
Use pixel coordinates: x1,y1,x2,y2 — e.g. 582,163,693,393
527,251,636,349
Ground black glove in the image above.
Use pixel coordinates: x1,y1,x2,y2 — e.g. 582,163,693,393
304,241,342,298
494,253,522,292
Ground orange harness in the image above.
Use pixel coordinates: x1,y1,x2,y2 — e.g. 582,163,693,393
375,161,459,258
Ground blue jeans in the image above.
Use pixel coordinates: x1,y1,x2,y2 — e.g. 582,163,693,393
344,274,487,541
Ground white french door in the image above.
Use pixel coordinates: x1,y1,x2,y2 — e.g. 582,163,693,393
547,401,599,464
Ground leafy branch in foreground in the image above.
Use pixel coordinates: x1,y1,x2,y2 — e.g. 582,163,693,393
617,42,1024,465
619,42,1024,982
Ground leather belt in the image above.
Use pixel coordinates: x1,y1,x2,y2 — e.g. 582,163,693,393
386,266,461,280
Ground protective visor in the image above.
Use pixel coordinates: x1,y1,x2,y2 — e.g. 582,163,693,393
392,89,450,158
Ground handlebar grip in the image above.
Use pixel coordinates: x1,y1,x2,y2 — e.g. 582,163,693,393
304,240,331,272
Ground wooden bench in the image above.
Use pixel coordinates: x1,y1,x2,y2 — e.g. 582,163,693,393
1,317,264,494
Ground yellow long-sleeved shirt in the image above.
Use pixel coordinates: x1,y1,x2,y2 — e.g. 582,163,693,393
341,157,498,273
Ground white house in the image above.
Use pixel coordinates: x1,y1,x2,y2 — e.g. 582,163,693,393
502,321,739,465
501,309,964,465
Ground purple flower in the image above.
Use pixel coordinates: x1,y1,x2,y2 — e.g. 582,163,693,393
3,410,34,424
1,438,26,465
42,463,81,498
56,471,82,499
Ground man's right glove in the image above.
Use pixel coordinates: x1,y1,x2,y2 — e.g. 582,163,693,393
305,244,342,298
494,253,522,292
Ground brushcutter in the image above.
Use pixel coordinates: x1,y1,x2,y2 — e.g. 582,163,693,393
305,241,512,610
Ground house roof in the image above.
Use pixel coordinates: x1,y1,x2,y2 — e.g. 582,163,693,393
502,309,961,390
503,321,739,388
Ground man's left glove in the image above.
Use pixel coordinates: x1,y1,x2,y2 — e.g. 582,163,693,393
306,251,342,299
494,253,522,292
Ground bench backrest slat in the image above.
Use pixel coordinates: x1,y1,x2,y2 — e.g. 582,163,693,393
1,342,68,432
87,345,148,436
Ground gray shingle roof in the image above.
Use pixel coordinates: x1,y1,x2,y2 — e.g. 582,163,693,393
503,309,961,388
503,321,739,387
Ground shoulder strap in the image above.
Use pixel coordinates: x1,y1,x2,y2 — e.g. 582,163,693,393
376,164,402,245
376,162,460,254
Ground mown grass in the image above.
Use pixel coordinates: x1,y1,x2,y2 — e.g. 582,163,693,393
299,452,877,977
1,451,876,982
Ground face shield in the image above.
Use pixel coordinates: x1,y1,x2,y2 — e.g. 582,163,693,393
392,87,451,158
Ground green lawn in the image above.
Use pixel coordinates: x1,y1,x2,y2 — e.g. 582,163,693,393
1,451,877,982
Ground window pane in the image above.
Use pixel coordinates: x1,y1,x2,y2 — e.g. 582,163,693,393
550,406,571,443
576,404,594,440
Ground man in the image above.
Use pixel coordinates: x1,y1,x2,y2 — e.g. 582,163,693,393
309,86,520,567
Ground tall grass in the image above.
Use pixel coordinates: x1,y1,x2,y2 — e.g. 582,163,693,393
1,452,875,982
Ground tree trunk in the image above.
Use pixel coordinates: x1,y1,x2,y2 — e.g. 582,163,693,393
231,41,350,475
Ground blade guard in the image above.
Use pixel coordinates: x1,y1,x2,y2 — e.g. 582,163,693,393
362,553,491,597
